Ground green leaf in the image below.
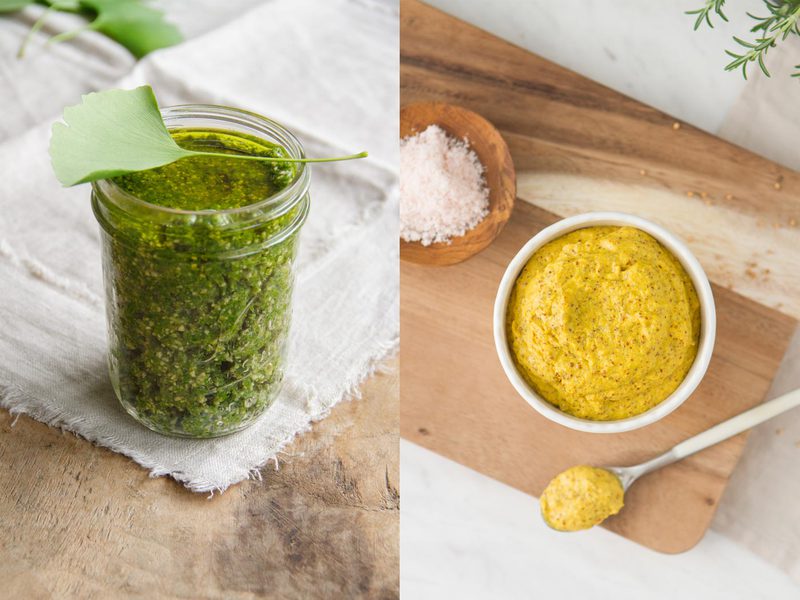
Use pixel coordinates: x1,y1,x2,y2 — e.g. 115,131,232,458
732,35,758,48
10,0,181,59
50,86,369,187
31,0,182,58
685,0,727,29
43,0,81,10
0,0,35,11
79,0,183,59
50,86,193,186
39,0,81,12
757,51,771,77
692,0,800,79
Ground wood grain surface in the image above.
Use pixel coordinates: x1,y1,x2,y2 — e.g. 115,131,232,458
400,0,800,553
0,360,398,599
401,0,800,319
400,102,515,265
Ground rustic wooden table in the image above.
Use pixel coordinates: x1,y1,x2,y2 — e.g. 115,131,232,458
0,359,398,599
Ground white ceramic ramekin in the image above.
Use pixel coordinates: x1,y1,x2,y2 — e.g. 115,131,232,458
493,212,716,433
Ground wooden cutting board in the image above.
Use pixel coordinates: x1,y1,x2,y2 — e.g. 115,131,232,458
400,0,800,553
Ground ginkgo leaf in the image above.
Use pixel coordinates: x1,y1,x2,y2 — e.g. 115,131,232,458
42,0,80,9
50,85,368,187
50,85,194,186
78,0,182,59
8,0,180,58
30,0,182,58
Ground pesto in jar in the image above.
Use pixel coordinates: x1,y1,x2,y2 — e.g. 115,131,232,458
94,128,307,437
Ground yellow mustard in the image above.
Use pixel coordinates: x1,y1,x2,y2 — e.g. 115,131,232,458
506,226,700,421
540,466,624,531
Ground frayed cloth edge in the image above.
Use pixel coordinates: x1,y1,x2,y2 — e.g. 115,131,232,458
0,334,398,495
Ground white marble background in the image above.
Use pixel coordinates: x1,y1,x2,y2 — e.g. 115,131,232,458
402,1,800,598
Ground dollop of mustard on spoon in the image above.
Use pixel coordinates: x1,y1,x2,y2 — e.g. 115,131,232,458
540,466,624,532
540,389,800,532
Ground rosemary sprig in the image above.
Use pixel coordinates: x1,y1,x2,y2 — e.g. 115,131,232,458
686,0,728,30
688,0,800,79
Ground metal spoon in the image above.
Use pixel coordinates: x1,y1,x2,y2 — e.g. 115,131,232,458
607,387,800,492
542,388,800,531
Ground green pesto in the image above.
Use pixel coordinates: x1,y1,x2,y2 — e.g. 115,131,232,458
95,129,304,438
113,129,295,210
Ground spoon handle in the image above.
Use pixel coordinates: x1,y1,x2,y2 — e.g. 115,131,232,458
637,387,800,477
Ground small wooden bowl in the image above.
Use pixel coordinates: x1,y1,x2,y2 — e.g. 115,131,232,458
400,102,515,266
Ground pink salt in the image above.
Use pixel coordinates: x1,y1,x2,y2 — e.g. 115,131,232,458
400,125,489,246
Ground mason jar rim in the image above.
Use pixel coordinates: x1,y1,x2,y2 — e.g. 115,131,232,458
92,104,310,220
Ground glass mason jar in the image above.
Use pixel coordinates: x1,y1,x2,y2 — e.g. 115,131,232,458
92,105,310,438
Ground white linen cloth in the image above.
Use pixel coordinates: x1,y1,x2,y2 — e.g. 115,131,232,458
711,36,800,584
0,0,399,492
